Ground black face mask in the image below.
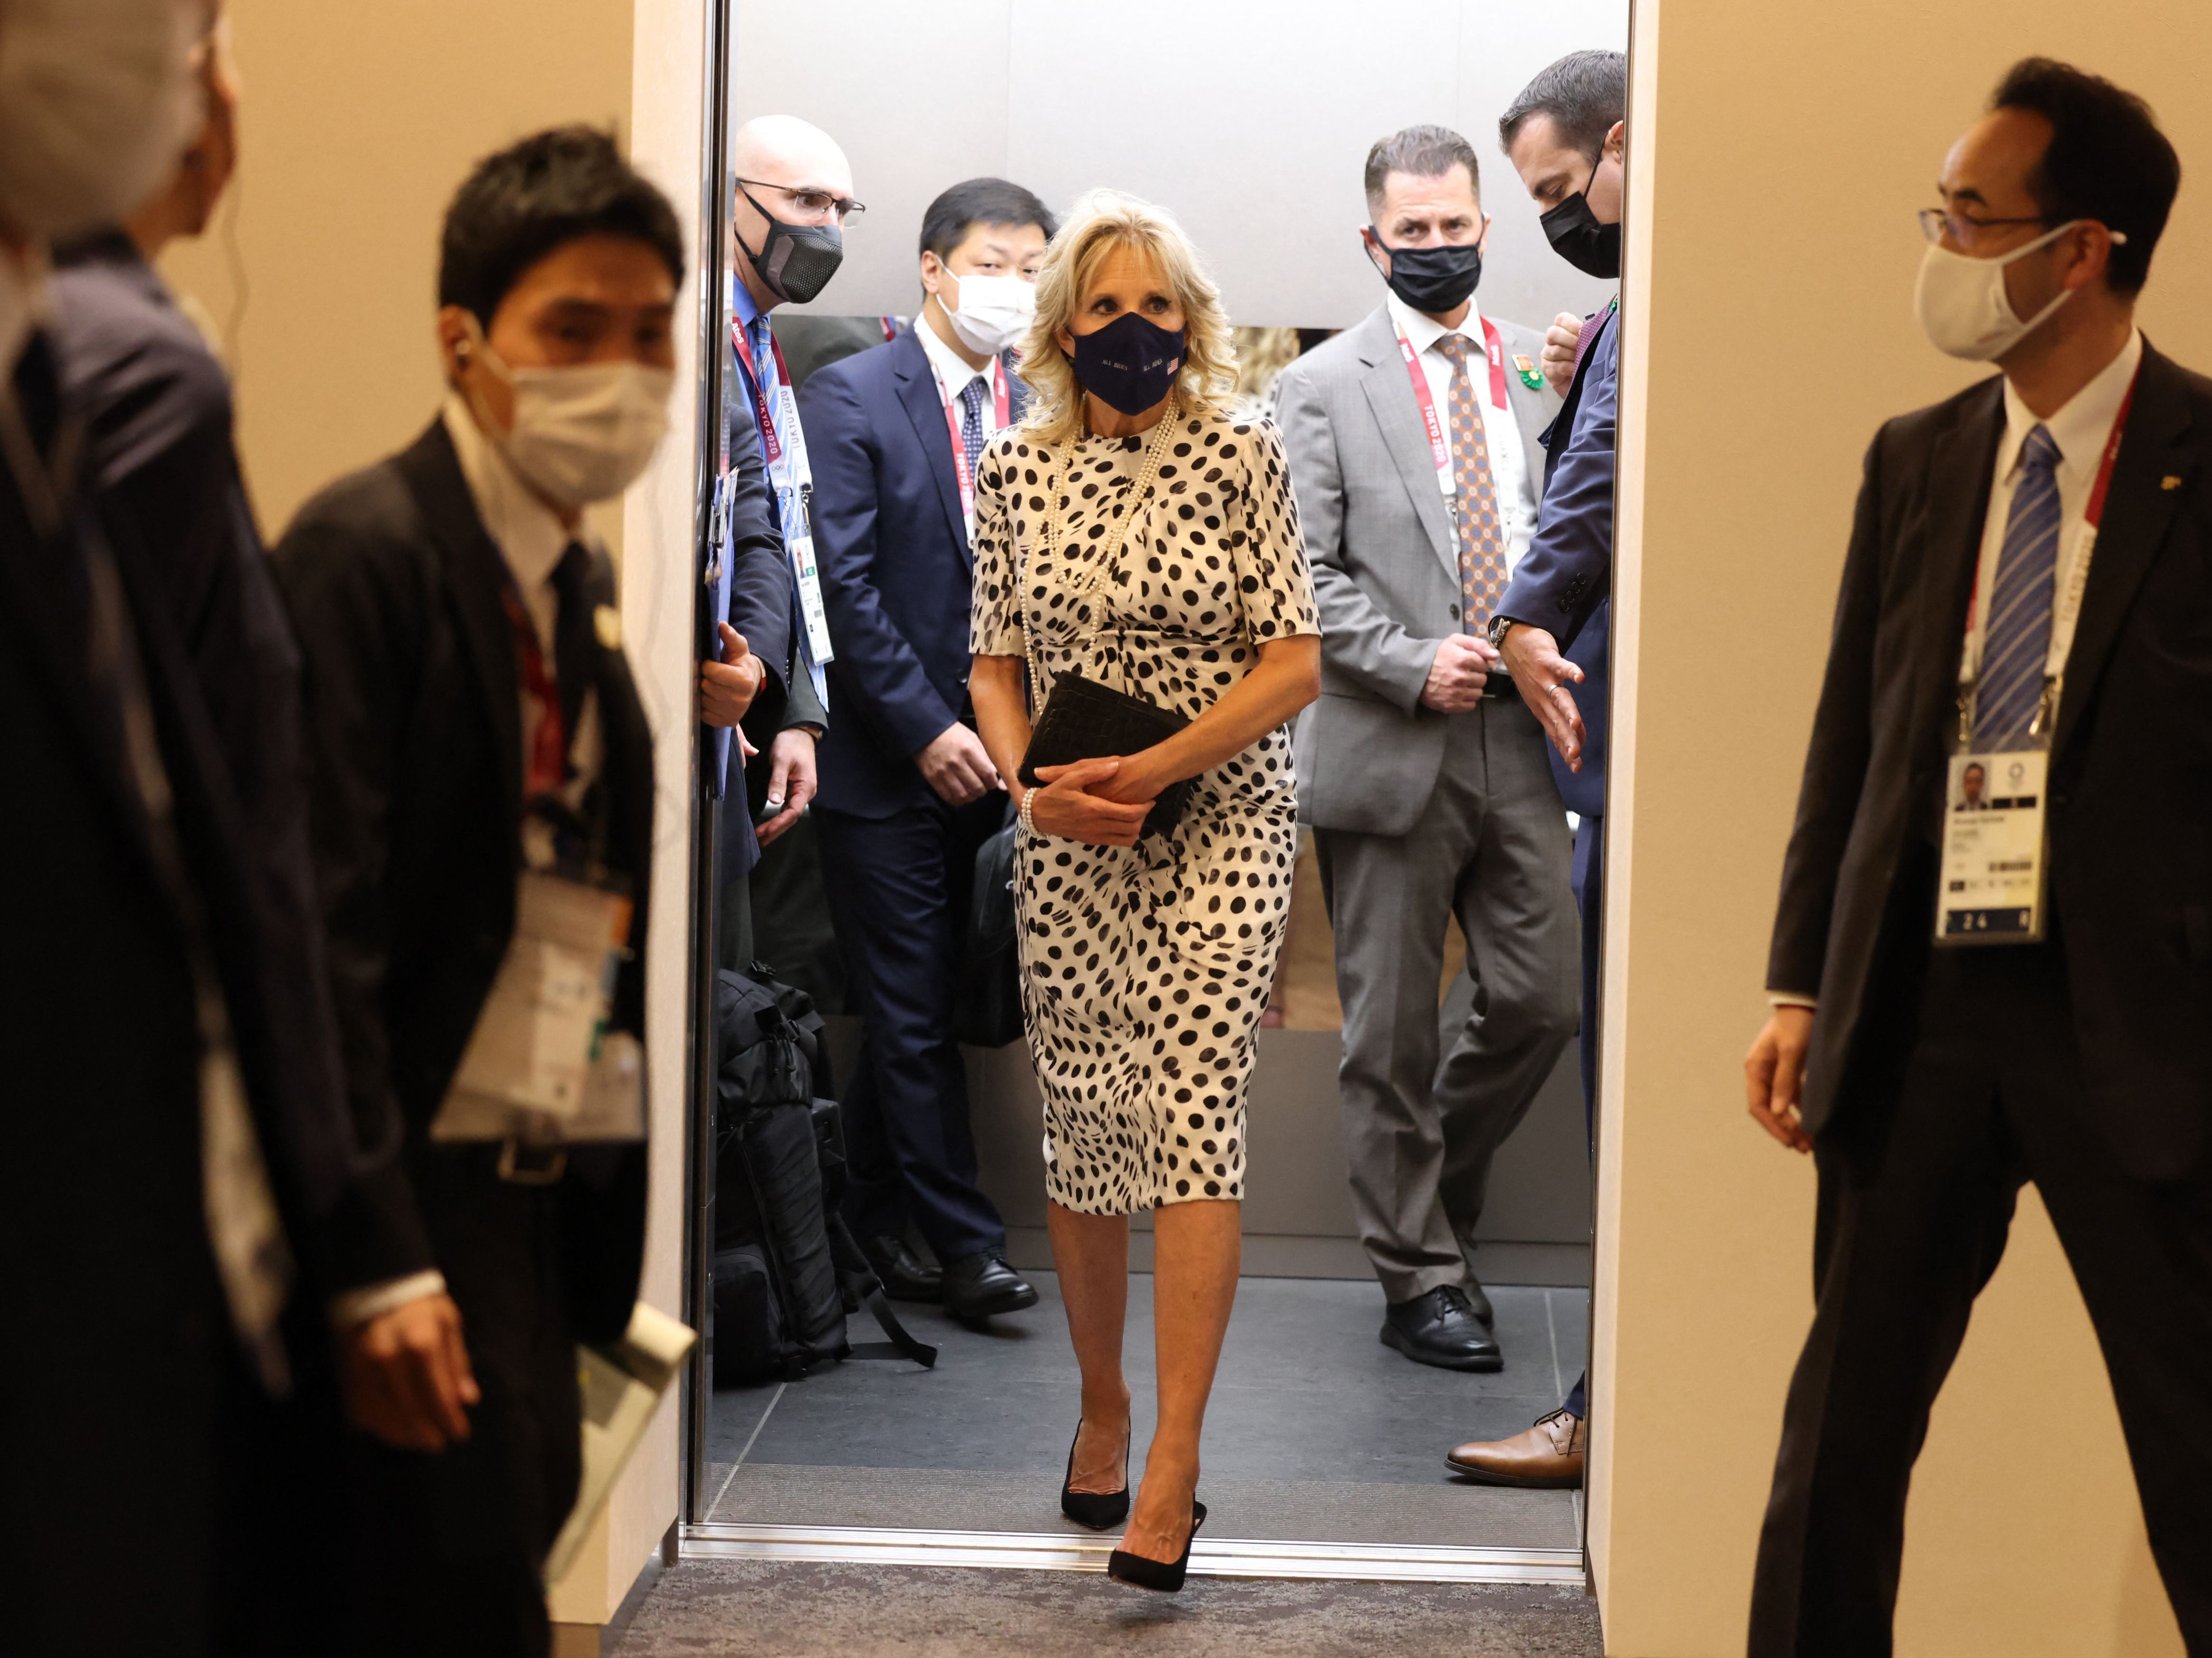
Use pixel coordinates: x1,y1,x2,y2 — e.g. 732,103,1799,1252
1370,235,1484,314
736,182,845,305
1539,162,1621,279
1070,310,1185,416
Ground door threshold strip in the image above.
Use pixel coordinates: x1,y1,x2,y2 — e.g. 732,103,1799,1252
682,1522,1585,1585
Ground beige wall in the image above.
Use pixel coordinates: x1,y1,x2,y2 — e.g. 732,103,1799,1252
162,0,638,538
1593,1,2206,1653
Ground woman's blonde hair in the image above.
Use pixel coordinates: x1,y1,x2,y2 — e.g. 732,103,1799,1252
1014,189,1236,448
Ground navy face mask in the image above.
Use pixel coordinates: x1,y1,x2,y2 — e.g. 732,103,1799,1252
1070,310,1185,416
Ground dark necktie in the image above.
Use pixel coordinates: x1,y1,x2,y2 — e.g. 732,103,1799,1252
550,539,595,759
1974,425,2063,748
1434,335,1508,635
959,376,988,481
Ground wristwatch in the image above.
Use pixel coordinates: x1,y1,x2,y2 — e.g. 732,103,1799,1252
1486,613,1520,650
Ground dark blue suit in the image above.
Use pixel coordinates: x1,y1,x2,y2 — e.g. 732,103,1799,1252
1497,301,1616,1421
798,327,1022,1262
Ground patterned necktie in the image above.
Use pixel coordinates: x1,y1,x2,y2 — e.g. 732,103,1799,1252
1973,424,2063,748
1434,334,1509,635
959,376,988,481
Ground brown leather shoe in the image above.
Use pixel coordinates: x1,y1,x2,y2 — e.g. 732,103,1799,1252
1446,1408,1585,1488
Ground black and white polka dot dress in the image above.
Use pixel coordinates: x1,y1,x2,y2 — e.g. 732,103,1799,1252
969,410,1320,1214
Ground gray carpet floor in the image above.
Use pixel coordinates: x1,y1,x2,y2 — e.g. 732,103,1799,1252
616,1559,1604,1657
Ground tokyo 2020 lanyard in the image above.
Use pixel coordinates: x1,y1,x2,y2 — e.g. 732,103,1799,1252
1392,311,1510,499
940,360,1013,529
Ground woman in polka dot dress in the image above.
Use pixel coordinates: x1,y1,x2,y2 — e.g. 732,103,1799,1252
969,190,1320,1587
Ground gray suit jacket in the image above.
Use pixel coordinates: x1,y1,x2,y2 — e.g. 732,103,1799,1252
1275,304,1561,836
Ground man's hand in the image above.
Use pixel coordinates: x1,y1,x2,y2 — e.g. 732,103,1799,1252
1542,311,1584,398
1497,623,1586,769
1420,633,1499,713
915,722,1001,806
700,622,765,728
756,726,817,847
1745,1006,1816,1153
1027,758,1154,848
339,1292,479,1453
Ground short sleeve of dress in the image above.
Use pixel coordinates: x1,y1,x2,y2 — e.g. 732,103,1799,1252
1231,419,1321,644
969,434,1025,656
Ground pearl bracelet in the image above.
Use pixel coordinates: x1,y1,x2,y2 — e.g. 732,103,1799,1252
1018,785,1038,839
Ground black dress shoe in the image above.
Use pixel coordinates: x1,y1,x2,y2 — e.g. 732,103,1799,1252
1108,1499,1206,1593
863,1235,942,1303
1381,1286,1503,1372
941,1250,1039,1322
1460,1274,1495,1326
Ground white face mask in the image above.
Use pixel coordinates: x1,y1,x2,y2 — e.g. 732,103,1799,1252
944,270,1036,358
1914,219,2084,362
463,321,675,510
0,0,200,239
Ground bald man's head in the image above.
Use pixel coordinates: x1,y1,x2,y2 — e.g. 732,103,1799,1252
731,114,850,192
729,112,855,310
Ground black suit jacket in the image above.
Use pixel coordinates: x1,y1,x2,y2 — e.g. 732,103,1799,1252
1770,341,2212,1179
273,419,652,1341
1,328,365,1649
801,328,1026,819
51,232,431,1290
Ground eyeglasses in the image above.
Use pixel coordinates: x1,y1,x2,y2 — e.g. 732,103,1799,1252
736,177,866,227
1916,207,2052,249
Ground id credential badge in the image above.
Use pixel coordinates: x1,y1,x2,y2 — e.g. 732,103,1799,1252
1935,369,2136,947
1937,749,2050,941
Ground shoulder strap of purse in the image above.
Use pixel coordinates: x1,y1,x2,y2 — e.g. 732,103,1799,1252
1018,404,1181,708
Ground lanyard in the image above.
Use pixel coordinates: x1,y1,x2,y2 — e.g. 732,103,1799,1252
941,362,1013,525
498,581,569,799
1394,313,1509,496
1958,370,2138,710
729,320,790,465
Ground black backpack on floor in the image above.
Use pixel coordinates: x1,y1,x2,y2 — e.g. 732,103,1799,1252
712,966,936,1386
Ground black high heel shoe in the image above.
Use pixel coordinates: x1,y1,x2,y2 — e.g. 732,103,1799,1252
1059,1420,1131,1530
1107,1498,1206,1592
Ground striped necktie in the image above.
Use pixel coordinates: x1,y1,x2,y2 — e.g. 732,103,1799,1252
1434,334,1508,635
1973,424,2063,748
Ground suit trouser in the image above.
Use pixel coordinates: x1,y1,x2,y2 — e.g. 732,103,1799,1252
341,1153,578,1658
816,795,1009,1263
1747,940,2212,1657
1563,810,1601,1420
1313,694,1579,1304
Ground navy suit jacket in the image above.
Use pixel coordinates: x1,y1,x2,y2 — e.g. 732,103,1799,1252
801,326,1025,819
1504,301,1617,818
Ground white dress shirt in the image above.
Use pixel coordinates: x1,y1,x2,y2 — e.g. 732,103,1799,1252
441,395,604,800
1767,327,2145,1016
1384,288,1539,575
917,313,1008,432
1962,326,2143,684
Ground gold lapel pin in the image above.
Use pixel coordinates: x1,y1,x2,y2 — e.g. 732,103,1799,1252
593,603,623,649
2162,475,2183,490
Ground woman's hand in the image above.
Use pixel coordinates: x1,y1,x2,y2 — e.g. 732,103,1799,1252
1028,757,1154,848
1094,747,1172,807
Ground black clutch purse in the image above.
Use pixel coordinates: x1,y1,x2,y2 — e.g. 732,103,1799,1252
1017,669,1193,842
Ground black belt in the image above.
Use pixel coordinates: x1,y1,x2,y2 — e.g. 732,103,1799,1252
1484,670,1521,704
